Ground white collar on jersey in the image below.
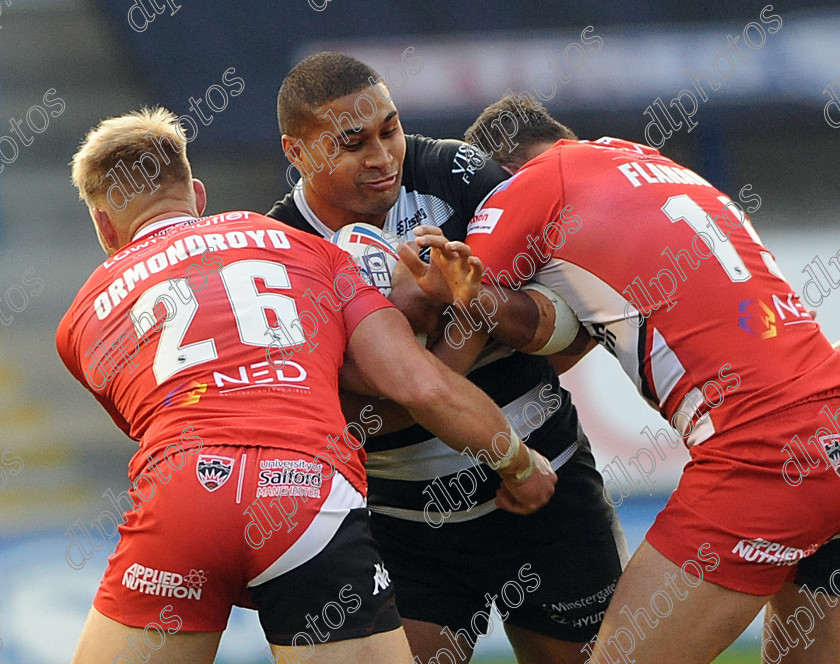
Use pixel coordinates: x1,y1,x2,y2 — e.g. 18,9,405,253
131,215,197,242
292,179,412,238
293,180,336,239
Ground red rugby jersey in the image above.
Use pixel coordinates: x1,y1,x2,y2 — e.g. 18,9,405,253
56,212,391,491
467,138,840,445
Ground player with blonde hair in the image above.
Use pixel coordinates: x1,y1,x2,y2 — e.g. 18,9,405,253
60,107,555,664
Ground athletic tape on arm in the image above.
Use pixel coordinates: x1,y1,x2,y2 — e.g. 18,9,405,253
521,282,579,355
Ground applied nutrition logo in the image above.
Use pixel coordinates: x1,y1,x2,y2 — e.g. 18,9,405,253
731,538,820,566
122,563,206,599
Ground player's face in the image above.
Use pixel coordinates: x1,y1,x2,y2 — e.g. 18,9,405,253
288,83,406,228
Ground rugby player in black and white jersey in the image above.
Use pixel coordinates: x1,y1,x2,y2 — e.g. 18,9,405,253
266,52,628,664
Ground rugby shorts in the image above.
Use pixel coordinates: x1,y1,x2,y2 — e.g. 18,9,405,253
794,537,840,594
370,436,629,642
92,445,401,644
647,395,840,596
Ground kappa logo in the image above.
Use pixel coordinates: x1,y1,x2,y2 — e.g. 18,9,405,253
590,322,617,355
196,455,235,492
819,434,840,477
372,562,391,595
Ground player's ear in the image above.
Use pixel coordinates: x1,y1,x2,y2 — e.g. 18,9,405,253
282,134,302,162
192,179,207,216
92,207,119,255
282,133,318,184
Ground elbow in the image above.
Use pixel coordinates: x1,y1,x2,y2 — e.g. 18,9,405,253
398,365,452,414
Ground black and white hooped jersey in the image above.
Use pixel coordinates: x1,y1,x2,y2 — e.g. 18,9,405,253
267,134,583,521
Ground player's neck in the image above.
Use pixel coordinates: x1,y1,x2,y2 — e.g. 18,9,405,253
123,204,199,246
301,186,386,232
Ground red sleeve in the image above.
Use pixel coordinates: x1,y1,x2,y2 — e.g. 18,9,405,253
56,305,133,437
327,245,395,339
55,309,80,383
466,152,567,288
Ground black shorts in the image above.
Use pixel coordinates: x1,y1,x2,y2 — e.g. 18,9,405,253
794,537,840,595
370,436,628,643
251,507,402,645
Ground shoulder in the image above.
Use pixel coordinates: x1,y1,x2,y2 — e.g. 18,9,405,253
404,133,466,163
263,215,332,255
403,134,508,213
55,300,79,367
55,263,111,372
404,133,504,183
561,137,659,166
266,191,315,234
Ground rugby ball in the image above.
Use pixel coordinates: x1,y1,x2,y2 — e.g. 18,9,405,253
330,223,400,297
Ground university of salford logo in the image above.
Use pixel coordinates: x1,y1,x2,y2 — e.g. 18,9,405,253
196,455,234,492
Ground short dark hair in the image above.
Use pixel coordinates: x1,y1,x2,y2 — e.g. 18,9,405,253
465,92,577,167
277,52,384,136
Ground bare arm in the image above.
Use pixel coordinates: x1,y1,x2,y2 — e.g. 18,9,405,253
345,307,556,514
338,307,490,433
548,328,598,373
338,390,416,435
405,227,595,371
337,258,446,434
338,259,479,433
462,283,596,372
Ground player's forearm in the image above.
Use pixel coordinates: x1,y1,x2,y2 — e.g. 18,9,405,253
428,313,489,374
339,391,415,435
340,326,491,438
547,329,597,374
406,230,544,348
402,356,531,478
456,284,545,350
458,284,587,367
348,308,527,476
